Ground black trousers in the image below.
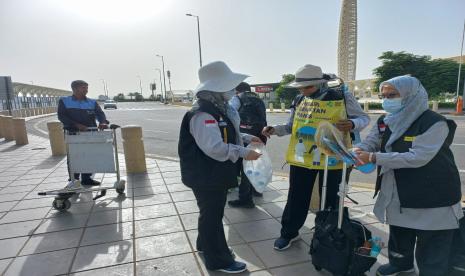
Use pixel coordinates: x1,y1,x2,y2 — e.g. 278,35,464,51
388,225,454,276
237,158,261,203
193,188,234,270
280,165,342,239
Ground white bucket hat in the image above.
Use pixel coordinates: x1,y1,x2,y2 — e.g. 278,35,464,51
194,61,249,94
286,64,329,88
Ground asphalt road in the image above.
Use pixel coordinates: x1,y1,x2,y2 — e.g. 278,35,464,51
27,102,465,192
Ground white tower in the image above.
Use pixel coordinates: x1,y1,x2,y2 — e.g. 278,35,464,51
338,0,357,81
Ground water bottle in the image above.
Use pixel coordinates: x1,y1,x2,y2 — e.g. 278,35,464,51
369,237,382,257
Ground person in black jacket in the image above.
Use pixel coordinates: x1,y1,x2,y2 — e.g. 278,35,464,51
178,61,262,274
58,80,109,186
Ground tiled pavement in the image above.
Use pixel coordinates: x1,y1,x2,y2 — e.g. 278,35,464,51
0,134,392,276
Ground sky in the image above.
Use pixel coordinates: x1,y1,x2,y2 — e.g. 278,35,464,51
1,0,464,97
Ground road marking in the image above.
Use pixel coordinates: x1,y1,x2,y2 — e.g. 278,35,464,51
33,120,49,136
452,143,465,146
143,130,169,134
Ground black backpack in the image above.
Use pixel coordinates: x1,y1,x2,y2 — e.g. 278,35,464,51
237,92,267,136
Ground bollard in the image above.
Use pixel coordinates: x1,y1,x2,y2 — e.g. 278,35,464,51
456,96,464,115
269,103,274,112
432,101,438,112
364,101,369,112
3,116,15,141
121,126,147,173
13,118,28,145
0,115,4,139
281,103,285,112
47,121,66,156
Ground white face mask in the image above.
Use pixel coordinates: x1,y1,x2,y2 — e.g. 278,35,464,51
223,89,236,101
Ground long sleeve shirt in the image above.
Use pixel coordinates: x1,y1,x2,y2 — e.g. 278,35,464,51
58,96,107,130
273,90,370,136
189,105,253,163
357,121,463,230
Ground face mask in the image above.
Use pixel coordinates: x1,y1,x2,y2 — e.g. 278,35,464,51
223,90,235,101
382,98,403,114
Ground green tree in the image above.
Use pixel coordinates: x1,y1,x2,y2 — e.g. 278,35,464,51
127,92,135,100
113,93,125,101
274,74,299,107
134,92,144,101
373,51,464,98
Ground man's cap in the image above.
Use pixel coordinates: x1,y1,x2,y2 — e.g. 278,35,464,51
71,80,88,90
235,82,251,93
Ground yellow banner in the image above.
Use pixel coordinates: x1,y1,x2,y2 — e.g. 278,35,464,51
286,98,350,170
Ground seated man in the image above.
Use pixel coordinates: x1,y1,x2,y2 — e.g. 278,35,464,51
58,80,109,186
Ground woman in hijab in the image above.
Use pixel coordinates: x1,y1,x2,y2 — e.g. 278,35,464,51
178,61,262,273
354,75,463,276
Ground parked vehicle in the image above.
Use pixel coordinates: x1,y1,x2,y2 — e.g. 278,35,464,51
103,100,117,109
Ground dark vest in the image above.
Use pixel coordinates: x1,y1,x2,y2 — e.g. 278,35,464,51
375,110,461,208
178,100,238,190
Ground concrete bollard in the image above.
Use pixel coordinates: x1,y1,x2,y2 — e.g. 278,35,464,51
3,116,15,141
432,100,438,112
0,115,4,139
281,103,285,112
121,126,147,173
13,118,28,145
364,101,369,112
47,121,66,156
269,103,274,112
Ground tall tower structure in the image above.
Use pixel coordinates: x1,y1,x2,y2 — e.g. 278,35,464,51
337,0,357,81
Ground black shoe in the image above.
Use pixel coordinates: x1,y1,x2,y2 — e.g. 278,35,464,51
252,190,263,197
81,179,101,186
376,263,414,276
216,261,247,274
273,236,300,251
228,199,255,208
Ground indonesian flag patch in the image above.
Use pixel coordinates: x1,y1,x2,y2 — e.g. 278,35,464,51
204,119,217,127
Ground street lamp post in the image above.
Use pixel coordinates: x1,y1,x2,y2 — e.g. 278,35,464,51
156,54,167,103
186,13,203,67
137,75,143,98
100,79,108,98
155,68,163,101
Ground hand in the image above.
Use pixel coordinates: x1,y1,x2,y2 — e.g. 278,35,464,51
98,123,108,130
250,136,264,145
75,123,88,131
352,147,362,154
262,126,275,138
335,120,354,132
356,151,373,164
244,150,262,161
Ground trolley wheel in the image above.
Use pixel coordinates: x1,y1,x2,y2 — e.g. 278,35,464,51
52,198,71,211
314,265,322,271
115,180,126,194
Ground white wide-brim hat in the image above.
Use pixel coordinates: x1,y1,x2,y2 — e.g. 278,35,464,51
286,64,329,88
194,61,249,94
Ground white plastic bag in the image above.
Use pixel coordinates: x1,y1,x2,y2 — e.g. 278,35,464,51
243,143,273,193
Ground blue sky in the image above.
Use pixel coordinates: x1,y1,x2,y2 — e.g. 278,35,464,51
1,0,464,97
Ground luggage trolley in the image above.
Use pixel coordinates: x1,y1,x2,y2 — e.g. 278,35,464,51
38,124,126,211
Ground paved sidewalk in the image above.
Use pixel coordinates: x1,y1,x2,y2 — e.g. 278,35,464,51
0,134,391,276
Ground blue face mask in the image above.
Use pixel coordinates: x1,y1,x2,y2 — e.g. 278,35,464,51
382,98,403,114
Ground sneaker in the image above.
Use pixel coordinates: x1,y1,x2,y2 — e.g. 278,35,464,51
81,179,101,186
216,261,247,274
376,263,414,276
228,199,255,209
273,236,300,251
252,190,263,197
64,180,83,190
